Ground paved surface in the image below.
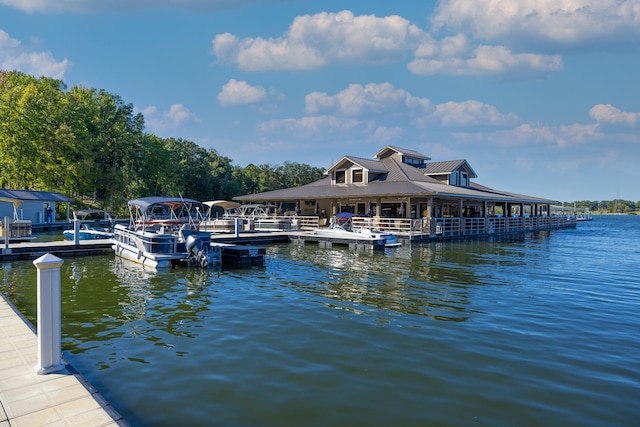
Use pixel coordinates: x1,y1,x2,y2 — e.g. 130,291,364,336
0,293,128,427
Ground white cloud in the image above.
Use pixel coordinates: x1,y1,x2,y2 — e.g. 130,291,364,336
0,30,70,79
409,38,563,77
212,9,569,79
259,115,372,138
372,126,405,142
141,103,200,135
305,82,431,116
589,104,639,126
453,122,601,148
420,100,519,128
430,0,640,51
213,10,425,71
218,79,266,106
0,0,268,13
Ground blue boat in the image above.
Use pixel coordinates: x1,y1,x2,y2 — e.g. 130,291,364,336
62,209,114,241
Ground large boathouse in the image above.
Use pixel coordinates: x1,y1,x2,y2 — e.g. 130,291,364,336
234,146,576,240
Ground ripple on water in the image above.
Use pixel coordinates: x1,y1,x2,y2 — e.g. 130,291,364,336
1,216,639,426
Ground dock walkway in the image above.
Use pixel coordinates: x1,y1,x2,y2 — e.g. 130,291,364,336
0,293,127,426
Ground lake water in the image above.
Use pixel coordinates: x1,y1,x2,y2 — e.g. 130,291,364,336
1,216,639,426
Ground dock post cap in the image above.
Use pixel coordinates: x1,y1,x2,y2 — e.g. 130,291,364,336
33,253,64,269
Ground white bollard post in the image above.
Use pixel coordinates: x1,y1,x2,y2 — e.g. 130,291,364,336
73,218,80,246
235,218,241,237
33,253,65,375
2,216,10,254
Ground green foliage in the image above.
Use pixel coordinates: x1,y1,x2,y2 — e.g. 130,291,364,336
566,199,637,214
0,71,324,214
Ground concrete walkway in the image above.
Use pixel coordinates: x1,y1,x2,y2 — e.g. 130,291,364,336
0,293,127,426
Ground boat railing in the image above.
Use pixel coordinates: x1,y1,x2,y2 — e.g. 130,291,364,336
113,225,178,254
293,216,320,229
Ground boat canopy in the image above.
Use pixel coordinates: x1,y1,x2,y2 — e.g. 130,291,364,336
202,200,241,210
128,197,203,211
335,212,357,219
72,209,113,221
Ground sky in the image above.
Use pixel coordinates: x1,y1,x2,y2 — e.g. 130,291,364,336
1,0,639,203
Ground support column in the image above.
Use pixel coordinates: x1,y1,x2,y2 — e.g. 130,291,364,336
33,253,65,375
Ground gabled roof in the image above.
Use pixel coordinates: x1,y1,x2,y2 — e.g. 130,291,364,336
374,145,431,161
234,147,555,205
424,160,478,179
234,174,555,204
381,157,441,183
327,156,388,174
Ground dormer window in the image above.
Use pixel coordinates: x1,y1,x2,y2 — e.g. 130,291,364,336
450,171,458,186
335,170,346,184
352,169,363,183
461,172,468,187
403,156,425,168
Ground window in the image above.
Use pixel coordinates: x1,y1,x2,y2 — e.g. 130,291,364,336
352,169,363,183
461,172,468,187
403,156,425,168
335,170,346,183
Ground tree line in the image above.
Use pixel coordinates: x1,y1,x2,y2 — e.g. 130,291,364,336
0,71,324,214
570,200,638,214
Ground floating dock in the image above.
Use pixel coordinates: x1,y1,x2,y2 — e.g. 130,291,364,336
0,240,113,261
212,243,266,267
288,231,387,250
0,238,271,268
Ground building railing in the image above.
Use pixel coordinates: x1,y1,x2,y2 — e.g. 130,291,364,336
335,214,577,239
220,213,577,239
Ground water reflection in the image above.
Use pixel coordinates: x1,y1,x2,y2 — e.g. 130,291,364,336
276,242,489,322
61,257,219,359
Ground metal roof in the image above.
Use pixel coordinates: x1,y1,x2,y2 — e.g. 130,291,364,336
0,189,73,205
424,160,478,178
235,174,556,204
374,145,431,160
234,148,557,205
326,155,388,174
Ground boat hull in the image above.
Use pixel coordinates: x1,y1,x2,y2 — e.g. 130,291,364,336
112,224,220,269
63,230,113,241
314,227,401,247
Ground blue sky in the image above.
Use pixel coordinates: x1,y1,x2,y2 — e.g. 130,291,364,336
1,0,639,202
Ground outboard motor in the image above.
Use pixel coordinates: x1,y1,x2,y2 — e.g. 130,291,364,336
185,234,210,268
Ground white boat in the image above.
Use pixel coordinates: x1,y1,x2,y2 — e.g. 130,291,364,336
576,209,593,221
63,209,114,241
112,197,220,269
199,200,242,232
315,212,401,247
